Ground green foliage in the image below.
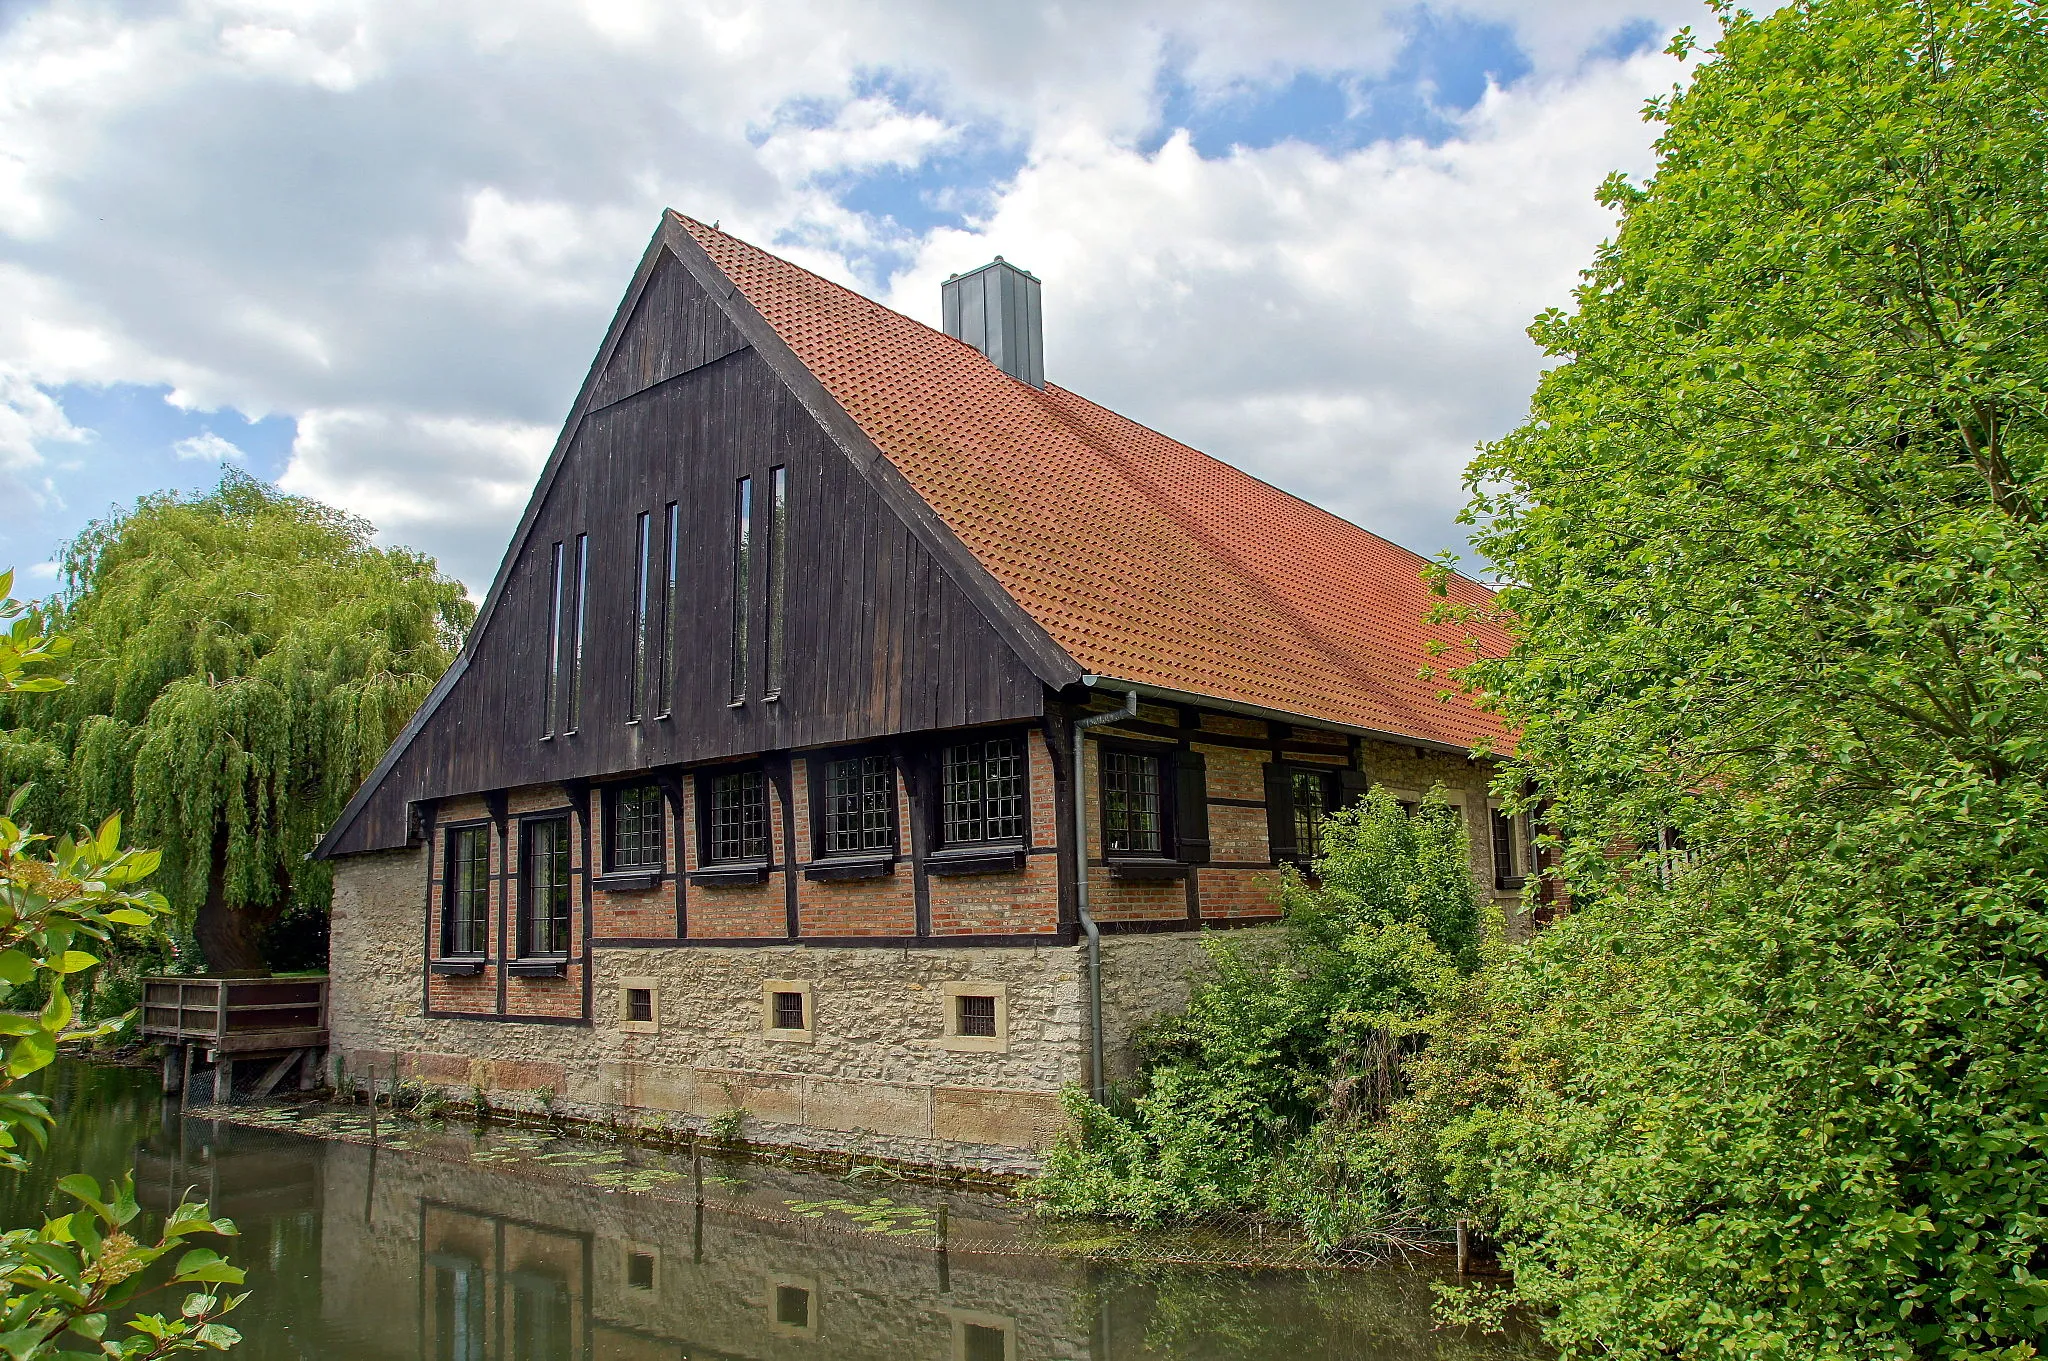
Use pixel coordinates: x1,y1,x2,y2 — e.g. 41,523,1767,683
1428,1,2048,1355
0,1177,243,1360
1036,789,1489,1240
0,575,244,1357
1,471,471,968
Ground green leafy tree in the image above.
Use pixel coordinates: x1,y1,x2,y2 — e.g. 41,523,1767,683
1431,1,2048,1355
1037,788,1489,1243
0,572,245,1357
4,472,472,971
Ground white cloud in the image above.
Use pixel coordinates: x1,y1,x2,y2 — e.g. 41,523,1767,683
0,0,1711,588
0,364,82,521
171,430,245,462
276,407,553,584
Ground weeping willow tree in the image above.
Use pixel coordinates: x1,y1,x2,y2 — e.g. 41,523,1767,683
1,471,472,972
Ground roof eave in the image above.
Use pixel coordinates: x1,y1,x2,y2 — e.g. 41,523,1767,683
1077,673,1501,758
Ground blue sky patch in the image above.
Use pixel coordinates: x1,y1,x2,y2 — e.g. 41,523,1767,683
1584,17,1668,65
758,69,1026,285
1151,8,1535,156
1,383,295,577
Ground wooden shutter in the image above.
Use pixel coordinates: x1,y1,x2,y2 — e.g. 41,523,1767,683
1335,768,1371,811
1263,762,1297,864
1174,750,1210,864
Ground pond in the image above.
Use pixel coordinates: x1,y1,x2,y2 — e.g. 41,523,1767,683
2,1061,1524,1360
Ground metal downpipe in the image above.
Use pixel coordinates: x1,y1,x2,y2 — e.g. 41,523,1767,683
1073,688,1138,1102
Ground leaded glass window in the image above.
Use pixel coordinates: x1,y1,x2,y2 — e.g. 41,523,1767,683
941,737,1024,845
443,824,489,956
520,817,571,957
1103,748,1163,854
822,755,894,854
709,770,769,863
608,784,664,871
1291,770,1331,861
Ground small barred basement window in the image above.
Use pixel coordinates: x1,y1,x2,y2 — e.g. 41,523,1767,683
775,1286,810,1329
772,990,805,1031
626,1252,655,1290
619,977,658,1033
941,983,1007,1052
957,993,997,1038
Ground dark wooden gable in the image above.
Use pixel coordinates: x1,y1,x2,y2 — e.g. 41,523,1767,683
317,230,1069,857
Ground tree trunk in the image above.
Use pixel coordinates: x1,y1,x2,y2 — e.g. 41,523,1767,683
193,828,279,975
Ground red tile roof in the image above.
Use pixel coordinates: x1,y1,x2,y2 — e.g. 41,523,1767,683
677,213,1513,751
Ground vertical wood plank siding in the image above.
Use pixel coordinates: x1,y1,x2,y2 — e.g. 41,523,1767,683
327,253,1046,857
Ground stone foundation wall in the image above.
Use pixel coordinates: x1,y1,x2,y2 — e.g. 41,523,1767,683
333,848,1214,1172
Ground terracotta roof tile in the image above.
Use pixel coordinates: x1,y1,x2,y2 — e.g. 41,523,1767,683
677,213,1512,751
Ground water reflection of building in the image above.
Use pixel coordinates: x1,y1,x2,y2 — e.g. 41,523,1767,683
315,1139,1088,1361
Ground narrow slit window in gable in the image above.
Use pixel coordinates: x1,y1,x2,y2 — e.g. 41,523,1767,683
567,533,589,733
629,510,650,721
658,501,678,717
543,541,564,736
729,476,751,704
765,465,788,697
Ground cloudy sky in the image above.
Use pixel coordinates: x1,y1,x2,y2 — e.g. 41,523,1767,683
0,0,1708,596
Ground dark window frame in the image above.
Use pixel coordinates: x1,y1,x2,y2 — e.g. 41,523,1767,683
1099,741,1170,858
810,747,898,860
1264,760,1366,866
628,510,651,722
729,476,752,705
516,813,574,960
440,820,492,958
764,464,788,699
603,782,666,874
1288,766,1336,862
957,992,998,1038
1491,806,1527,890
770,989,806,1031
935,732,1030,850
542,541,564,738
699,766,772,866
657,501,678,719
566,533,589,734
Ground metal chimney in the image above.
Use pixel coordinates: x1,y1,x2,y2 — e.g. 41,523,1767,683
941,257,1044,388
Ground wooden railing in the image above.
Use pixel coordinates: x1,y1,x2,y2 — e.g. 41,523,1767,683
141,976,328,1053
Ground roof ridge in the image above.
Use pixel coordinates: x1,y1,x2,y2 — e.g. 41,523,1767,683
672,210,1490,598
676,209,1513,749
